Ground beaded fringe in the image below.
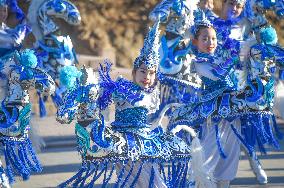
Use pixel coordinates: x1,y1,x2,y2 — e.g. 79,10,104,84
1,137,42,183
231,114,282,156
59,160,192,188
171,113,283,158
38,89,63,118
37,91,47,118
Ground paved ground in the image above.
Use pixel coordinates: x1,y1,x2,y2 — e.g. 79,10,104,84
11,116,284,188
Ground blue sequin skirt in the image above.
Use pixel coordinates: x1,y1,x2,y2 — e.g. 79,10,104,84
0,133,42,183
59,122,192,187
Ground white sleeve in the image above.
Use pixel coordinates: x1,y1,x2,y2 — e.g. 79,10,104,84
194,62,219,81
239,36,257,62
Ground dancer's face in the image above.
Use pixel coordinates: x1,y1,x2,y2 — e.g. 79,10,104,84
199,0,214,10
0,5,8,23
194,27,217,54
133,63,157,89
222,0,244,20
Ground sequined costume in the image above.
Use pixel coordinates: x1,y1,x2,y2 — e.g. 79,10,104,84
149,1,203,124
27,0,81,117
0,49,55,183
247,28,284,139
169,18,284,187
168,46,256,182
0,1,55,183
155,1,284,185
56,63,195,187
56,21,213,188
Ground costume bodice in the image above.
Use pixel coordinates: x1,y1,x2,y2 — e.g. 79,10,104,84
111,78,160,131
112,106,149,131
192,51,238,97
201,75,235,93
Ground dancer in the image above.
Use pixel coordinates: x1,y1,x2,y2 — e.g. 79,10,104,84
168,11,283,186
170,0,281,184
0,0,55,184
56,22,212,188
0,48,55,183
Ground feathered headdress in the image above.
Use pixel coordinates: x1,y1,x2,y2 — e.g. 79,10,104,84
133,21,161,70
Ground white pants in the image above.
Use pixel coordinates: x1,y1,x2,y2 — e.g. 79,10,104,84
274,81,284,119
201,120,241,181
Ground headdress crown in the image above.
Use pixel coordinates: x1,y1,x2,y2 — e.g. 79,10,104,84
133,21,161,70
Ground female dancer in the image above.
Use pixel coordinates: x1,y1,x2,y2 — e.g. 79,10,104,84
168,14,281,187
56,22,212,187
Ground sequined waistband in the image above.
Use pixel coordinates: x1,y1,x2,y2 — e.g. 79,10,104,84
111,121,150,132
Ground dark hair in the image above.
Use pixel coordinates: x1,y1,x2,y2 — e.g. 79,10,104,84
194,25,215,39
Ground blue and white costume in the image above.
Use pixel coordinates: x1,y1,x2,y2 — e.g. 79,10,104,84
149,0,202,123
27,0,81,117
56,22,213,188
0,49,55,183
0,0,55,184
167,2,284,186
168,29,245,182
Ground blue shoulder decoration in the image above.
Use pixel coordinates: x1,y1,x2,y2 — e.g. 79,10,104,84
16,49,38,68
98,61,145,110
260,26,278,45
97,61,116,110
59,66,81,90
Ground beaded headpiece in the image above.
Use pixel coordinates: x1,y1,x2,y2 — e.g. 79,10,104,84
191,11,213,37
133,21,161,70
